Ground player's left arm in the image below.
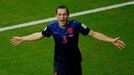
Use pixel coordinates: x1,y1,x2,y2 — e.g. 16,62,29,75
88,30,126,49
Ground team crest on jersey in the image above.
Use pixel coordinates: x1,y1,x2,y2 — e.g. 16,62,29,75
67,27,73,34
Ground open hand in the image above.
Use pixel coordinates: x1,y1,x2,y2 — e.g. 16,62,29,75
11,36,23,45
112,37,126,49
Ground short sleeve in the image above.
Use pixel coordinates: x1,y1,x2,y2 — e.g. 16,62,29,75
77,21,90,36
42,25,53,37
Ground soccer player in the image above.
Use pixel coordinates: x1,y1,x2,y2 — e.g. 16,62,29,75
11,6,126,75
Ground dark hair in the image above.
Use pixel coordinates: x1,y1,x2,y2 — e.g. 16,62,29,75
56,5,69,15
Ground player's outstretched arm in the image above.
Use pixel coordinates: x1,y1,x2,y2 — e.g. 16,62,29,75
11,32,45,45
88,30,126,49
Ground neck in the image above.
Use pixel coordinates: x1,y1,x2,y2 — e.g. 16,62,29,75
59,21,67,28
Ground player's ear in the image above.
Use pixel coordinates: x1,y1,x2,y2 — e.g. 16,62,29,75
55,14,58,19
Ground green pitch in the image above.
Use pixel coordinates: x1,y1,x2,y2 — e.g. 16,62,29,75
0,0,134,75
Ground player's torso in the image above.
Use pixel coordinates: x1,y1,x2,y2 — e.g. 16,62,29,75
50,20,82,63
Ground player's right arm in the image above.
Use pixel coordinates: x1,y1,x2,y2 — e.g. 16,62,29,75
11,32,45,45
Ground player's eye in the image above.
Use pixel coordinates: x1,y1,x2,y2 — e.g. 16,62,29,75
63,13,67,16
58,14,62,16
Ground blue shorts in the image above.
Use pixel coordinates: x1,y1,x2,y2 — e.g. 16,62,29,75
54,62,82,75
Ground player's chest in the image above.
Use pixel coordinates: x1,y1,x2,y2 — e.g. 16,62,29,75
52,27,78,41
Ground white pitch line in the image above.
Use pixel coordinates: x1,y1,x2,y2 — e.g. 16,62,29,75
0,1,134,32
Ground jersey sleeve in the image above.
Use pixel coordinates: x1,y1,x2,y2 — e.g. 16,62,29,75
77,21,90,36
42,25,53,37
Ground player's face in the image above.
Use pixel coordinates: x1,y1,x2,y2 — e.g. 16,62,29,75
56,9,69,26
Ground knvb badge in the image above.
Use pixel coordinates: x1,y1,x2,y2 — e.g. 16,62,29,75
67,27,73,34
67,27,74,37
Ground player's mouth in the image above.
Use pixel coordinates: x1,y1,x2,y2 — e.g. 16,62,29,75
60,20,66,22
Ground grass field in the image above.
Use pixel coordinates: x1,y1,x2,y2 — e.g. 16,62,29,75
0,0,134,75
